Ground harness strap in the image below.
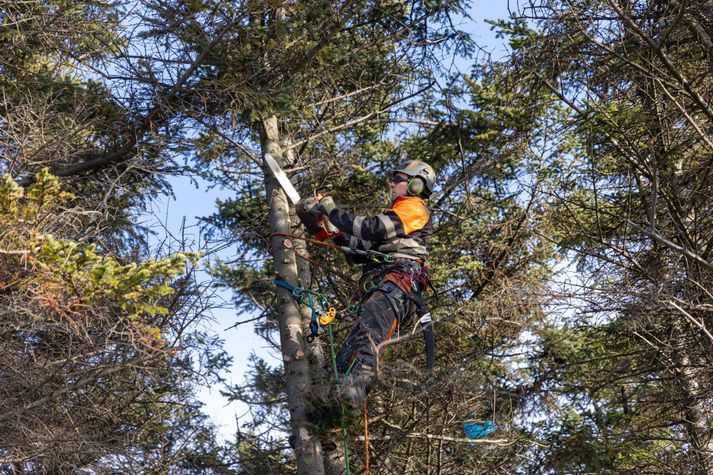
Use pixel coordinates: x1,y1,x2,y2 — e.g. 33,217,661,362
407,291,436,375
358,260,436,373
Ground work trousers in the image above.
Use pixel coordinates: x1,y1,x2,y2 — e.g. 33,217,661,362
334,265,417,408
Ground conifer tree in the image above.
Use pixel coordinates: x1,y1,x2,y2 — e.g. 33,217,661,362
187,2,565,471
140,0,476,472
0,1,231,471
490,1,713,471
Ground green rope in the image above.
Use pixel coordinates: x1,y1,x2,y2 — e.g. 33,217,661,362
342,429,351,475
326,325,339,381
327,324,351,475
344,357,359,378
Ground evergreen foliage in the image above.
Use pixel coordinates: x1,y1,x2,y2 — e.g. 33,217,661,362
493,1,713,472
3,0,713,473
0,1,233,472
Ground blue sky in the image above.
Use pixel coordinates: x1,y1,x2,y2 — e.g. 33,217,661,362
149,1,514,442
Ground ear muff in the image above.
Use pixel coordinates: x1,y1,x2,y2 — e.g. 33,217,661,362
407,177,425,196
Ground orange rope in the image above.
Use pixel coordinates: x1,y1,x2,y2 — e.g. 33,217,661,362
364,398,370,475
270,232,356,284
294,252,357,284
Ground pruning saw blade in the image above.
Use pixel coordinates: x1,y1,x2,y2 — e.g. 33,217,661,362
264,153,301,205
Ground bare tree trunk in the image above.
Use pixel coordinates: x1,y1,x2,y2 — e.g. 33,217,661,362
261,115,324,474
283,144,349,475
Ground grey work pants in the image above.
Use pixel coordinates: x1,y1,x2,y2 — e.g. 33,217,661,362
334,278,413,408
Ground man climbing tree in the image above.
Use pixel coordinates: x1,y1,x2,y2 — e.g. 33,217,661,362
300,160,436,438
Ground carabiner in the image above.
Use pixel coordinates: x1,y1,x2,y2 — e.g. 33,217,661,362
319,307,337,326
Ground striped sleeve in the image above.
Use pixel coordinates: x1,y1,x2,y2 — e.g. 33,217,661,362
328,208,405,242
332,232,372,251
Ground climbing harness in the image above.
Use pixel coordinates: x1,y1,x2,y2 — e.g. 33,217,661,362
340,246,394,264
271,233,435,371
353,259,435,373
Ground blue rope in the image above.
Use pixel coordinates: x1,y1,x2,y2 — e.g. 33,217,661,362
273,278,322,339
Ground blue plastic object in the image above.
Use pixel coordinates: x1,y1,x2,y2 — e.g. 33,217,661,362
463,419,498,440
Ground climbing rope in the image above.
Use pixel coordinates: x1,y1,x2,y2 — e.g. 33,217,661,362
270,232,343,250
294,251,356,284
364,399,370,475
325,312,353,475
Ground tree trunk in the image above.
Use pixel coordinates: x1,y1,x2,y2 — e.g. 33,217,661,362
283,143,349,475
670,319,713,472
261,115,324,474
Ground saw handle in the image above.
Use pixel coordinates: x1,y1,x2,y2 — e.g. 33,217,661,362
295,196,340,241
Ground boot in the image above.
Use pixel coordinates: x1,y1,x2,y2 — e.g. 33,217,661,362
337,364,375,410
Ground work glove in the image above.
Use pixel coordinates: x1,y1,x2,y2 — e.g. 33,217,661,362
317,195,336,217
296,196,321,216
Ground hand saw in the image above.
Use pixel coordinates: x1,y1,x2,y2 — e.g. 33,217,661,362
264,153,339,240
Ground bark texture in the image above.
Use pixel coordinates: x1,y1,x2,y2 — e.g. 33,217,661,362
262,115,324,474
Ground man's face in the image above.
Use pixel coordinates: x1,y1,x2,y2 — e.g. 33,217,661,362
390,172,409,200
